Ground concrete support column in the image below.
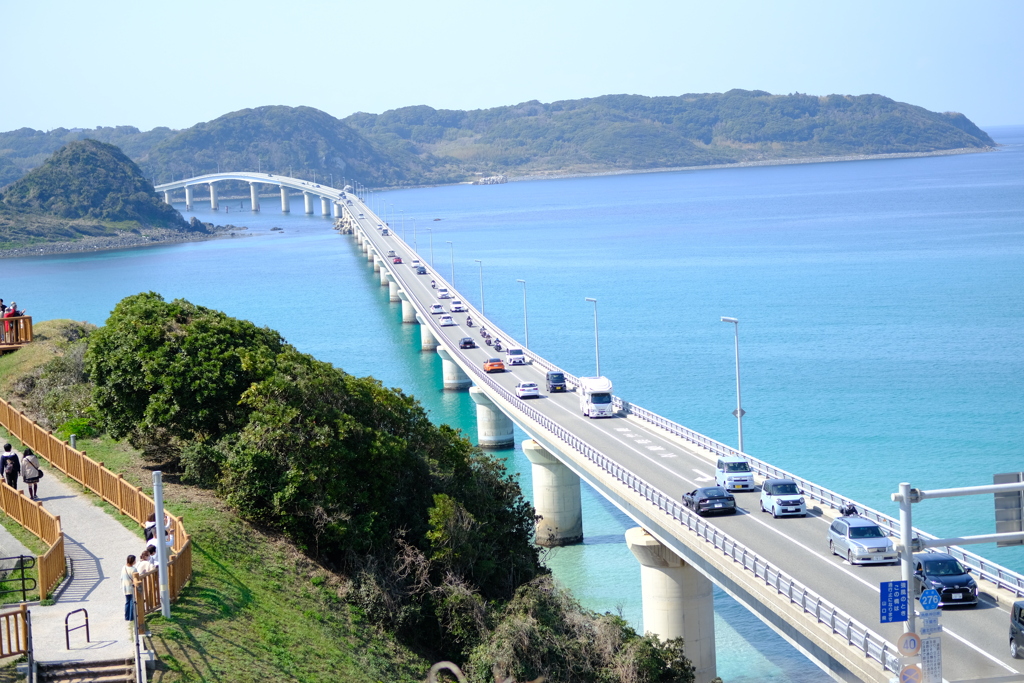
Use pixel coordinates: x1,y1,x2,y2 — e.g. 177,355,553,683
416,315,439,351
209,183,219,210
184,185,194,211
280,187,290,212
625,528,716,682
523,440,583,546
469,386,514,448
333,202,342,218
379,266,389,286
436,347,471,391
388,280,400,303
400,295,417,323
249,183,260,212
304,192,314,215
372,257,381,273
321,196,331,216
163,191,172,205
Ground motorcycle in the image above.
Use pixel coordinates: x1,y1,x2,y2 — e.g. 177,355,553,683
480,327,489,338
494,341,503,352
430,280,437,289
466,317,474,327
485,338,493,346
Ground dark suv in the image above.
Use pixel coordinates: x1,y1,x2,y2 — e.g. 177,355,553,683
913,552,979,607
546,371,566,392
1011,600,1024,659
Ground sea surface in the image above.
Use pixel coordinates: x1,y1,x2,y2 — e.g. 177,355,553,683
5,127,1023,681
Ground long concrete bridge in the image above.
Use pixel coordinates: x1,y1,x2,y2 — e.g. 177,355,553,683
155,171,345,216
166,173,1024,682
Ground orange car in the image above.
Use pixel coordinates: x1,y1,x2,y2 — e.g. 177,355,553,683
483,357,505,373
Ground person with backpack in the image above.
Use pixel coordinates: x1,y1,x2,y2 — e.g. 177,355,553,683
0,444,20,489
21,448,42,500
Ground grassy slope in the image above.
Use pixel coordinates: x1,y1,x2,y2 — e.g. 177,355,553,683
0,325,429,683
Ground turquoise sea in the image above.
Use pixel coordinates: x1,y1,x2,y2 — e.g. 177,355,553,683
4,126,1023,681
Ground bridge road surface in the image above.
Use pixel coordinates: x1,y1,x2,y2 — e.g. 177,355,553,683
349,207,1023,682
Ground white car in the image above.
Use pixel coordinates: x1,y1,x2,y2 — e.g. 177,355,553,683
439,315,456,327
515,382,540,398
450,300,467,313
386,250,397,258
411,259,421,268
377,223,384,231
759,479,807,518
505,348,526,365
437,288,452,299
715,456,755,491
429,304,445,315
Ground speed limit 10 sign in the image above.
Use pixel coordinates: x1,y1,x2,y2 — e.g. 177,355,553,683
897,632,922,656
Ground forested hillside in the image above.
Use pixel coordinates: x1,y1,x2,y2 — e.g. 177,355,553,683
0,91,995,188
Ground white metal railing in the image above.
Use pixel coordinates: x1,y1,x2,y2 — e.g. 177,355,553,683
356,216,903,675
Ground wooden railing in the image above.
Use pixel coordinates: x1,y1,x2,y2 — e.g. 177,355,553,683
0,481,64,599
0,398,192,615
0,316,32,346
0,604,29,657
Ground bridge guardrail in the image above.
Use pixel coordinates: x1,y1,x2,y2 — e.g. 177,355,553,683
359,219,903,676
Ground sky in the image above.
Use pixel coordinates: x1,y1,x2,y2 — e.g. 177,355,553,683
2,0,1022,132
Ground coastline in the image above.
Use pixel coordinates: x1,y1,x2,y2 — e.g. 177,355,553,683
0,225,242,259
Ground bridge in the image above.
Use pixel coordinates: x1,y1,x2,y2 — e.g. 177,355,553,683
155,172,345,216
166,173,1024,683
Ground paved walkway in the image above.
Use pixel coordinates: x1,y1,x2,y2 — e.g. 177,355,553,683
20,473,141,664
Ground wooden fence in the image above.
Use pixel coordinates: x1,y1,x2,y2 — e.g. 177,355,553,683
0,399,192,614
0,604,29,658
0,481,64,600
0,316,32,347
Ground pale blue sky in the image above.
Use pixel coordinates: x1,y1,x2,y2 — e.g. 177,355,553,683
3,0,1022,132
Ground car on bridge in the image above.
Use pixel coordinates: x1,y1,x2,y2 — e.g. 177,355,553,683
759,479,807,518
483,358,504,373
715,456,755,491
429,304,445,315
1010,601,1024,658
459,337,476,349
392,256,403,264
682,487,737,516
515,382,540,399
386,250,396,258
439,315,456,327
415,266,428,275
411,259,422,268
913,552,979,607
546,371,567,392
506,348,526,365
437,288,452,299
450,300,467,313
827,516,897,565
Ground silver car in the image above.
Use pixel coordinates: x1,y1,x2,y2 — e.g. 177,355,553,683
827,516,897,565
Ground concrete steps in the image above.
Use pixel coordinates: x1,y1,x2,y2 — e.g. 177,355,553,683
37,658,136,682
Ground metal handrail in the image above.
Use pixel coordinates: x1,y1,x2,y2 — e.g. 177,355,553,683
358,221,902,674
64,608,89,650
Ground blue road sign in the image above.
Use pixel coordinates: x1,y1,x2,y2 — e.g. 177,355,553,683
880,580,909,623
920,588,941,611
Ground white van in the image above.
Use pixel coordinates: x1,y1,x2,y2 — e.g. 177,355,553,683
715,456,755,492
578,376,614,418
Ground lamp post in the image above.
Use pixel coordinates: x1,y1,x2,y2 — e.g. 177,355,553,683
517,279,529,349
446,241,455,286
721,316,745,453
425,228,434,265
413,218,418,250
585,297,600,376
475,260,485,315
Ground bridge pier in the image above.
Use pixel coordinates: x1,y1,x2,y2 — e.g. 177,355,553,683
523,440,582,546
379,266,389,286
437,348,472,391
400,294,417,323
163,191,172,205
626,528,716,682
209,183,218,211
388,279,400,303
372,256,381,273
321,197,331,216
469,387,514,448
416,315,438,351
184,185,194,211
304,192,314,215
249,183,260,212
280,187,290,213
333,202,342,218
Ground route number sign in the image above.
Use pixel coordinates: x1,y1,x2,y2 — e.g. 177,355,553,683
880,580,909,623
899,664,922,683
897,631,921,656
919,589,941,611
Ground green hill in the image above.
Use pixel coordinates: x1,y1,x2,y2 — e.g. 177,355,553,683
0,91,995,190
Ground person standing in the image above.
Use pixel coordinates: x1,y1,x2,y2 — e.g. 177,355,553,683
122,555,138,621
1,444,20,489
21,448,42,500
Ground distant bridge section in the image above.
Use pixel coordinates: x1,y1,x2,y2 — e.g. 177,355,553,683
155,172,346,216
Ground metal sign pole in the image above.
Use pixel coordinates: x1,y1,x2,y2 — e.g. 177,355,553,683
899,481,916,635
152,471,171,618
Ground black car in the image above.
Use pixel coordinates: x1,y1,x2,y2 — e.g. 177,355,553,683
682,487,737,516
546,371,567,392
913,552,979,607
459,337,476,349
415,266,428,275
1011,600,1024,659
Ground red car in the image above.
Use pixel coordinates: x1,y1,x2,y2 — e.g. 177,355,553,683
392,256,403,264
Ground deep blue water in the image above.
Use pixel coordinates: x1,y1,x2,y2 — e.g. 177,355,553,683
4,126,1023,681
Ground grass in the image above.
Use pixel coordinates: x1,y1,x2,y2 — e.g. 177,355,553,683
0,333,431,683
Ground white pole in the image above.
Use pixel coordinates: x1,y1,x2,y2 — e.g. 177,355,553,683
586,298,599,376
899,481,915,635
518,279,528,348
152,471,171,619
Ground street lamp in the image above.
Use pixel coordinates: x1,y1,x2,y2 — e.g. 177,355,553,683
424,228,434,265
517,279,529,349
585,298,600,376
475,260,485,315
412,218,418,250
446,241,455,286
721,316,745,453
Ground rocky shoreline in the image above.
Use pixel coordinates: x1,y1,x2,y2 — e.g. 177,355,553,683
0,224,244,259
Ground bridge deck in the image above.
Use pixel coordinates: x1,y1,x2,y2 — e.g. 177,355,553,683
348,202,1022,682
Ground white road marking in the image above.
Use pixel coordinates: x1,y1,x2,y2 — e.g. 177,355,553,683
636,439,651,444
